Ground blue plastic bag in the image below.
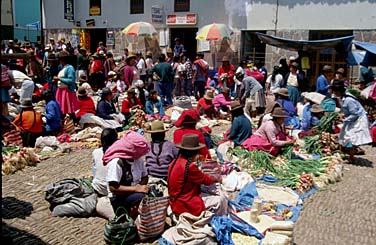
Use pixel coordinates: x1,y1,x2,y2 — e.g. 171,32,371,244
256,175,278,183
236,181,258,208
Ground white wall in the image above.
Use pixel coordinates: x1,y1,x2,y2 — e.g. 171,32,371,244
247,0,376,30
42,0,239,29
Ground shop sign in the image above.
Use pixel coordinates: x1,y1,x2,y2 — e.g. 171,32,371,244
64,0,74,21
90,6,101,16
151,5,163,23
167,13,197,25
107,31,115,46
86,19,95,27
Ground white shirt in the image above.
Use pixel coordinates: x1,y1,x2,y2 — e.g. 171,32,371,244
145,58,154,71
106,157,148,197
266,74,283,93
137,59,146,76
287,73,298,87
92,148,108,196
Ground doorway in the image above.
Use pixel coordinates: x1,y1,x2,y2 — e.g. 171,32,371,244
170,28,198,61
88,28,107,54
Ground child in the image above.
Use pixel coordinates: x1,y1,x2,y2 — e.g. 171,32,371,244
42,89,62,135
145,90,168,121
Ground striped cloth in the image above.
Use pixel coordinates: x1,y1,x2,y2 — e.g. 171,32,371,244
3,130,23,147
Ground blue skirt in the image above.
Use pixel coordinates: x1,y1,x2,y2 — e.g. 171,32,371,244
287,85,300,106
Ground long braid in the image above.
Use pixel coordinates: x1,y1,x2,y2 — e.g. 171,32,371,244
168,154,192,201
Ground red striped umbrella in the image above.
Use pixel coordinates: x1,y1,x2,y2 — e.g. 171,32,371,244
196,23,233,41
122,22,157,37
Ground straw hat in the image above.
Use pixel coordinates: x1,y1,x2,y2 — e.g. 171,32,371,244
126,52,136,61
230,101,244,111
176,134,205,151
311,104,324,113
303,92,326,105
20,98,33,109
146,120,168,133
271,108,288,118
47,53,57,61
322,65,332,72
276,88,289,97
204,90,214,100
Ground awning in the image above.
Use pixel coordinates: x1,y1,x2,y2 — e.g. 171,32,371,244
346,51,366,66
353,41,376,55
256,32,354,52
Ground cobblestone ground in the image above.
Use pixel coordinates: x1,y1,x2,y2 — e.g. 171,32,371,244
2,131,376,244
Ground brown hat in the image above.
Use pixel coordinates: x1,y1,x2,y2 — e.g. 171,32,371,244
335,68,345,74
20,98,33,109
230,101,244,111
322,65,332,72
176,134,205,151
290,62,299,68
146,51,152,57
204,90,214,100
47,53,57,61
77,87,87,96
311,104,324,113
276,88,289,97
271,108,288,118
166,48,173,54
221,56,230,62
146,120,168,133
126,52,136,61
57,50,70,58
222,87,230,94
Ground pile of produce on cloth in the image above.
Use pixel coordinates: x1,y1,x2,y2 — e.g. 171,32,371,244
123,109,147,131
313,112,339,133
2,146,40,175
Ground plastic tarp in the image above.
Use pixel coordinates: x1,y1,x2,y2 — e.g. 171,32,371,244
352,41,376,66
354,41,376,55
256,32,354,52
235,181,258,208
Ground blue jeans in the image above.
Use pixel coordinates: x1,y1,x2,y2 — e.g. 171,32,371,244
194,80,205,100
183,79,193,96
157,82,173,106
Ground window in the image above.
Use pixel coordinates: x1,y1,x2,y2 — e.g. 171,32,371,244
130,0,144,14
175,0,190,12
89,0,101,16
241,31,266,65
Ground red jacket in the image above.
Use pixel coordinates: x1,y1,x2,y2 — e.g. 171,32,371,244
173,128,211,159
168,157,214,216
121,97,142,114
76,97,96,118
218,64,235,87
92,60,103,73
196,97,213,112
247,70,265,83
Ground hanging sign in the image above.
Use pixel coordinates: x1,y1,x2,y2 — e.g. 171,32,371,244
166,13,197,25
151,6,163,23
64,0,74,21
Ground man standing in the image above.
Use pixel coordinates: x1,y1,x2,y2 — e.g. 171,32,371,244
148,54,174,106
316,65,332,96
183,55,193,96
218,56,235,96
173,38,184,57
192,53,209,100
77,48,89,83
235,72,263,116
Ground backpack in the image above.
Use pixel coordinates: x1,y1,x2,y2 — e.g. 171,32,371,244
114,61,127,75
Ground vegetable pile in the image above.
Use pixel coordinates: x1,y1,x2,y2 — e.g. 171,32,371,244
314,112,339,133
2,147,40,175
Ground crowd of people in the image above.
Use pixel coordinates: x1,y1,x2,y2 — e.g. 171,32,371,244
2,37,376,241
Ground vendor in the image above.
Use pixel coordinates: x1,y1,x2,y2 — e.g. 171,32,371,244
276,88,299,128
121,87,142,123
168,134,222,217
103,131,150,219
173,109,211,159
97,87,116,120
228,101,252,147
242,108,295,156
196,90,216,119
76,86,96,119
13,98,43,147
145,90,166,121
301,97,323,131
284,62,303,106
212,87,232,115
41,89,61,135
145,120,179,180
331,79,372,162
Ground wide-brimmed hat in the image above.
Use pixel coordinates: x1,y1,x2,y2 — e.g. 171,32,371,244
20,98,33,109
230,101,244,111
77,87,88,96
174,109,200,127
311,104,324,113
222,87,230,94
108,71,117,77
45,44,52,51
176,134,205,151
335,68,345,74
303,92,326,105
57,50,70,58
135,80,144,87
221,56,230,62
271,108,288,118
235,71,244,79
204,90,214,100
290,62,299,68
147,120,168,133
322,65,332,72
276,88,289,97
126,52,136,61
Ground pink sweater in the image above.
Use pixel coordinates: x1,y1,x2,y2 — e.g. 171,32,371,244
212,94,231,108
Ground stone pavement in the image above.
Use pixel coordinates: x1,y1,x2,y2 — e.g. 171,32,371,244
2,146,376,244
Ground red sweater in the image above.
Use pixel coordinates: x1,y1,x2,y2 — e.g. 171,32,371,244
173,128,211,159
76,97,96,118
121,97,142,114
196,98,213,112
218,64,235,87
168,157,214,216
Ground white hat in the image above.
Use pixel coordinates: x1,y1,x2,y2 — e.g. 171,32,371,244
289,56,296,61
135,80,144,87
108,71,117,77
303,92,326,105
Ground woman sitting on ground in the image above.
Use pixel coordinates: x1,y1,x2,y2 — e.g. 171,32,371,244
276,88,300,128
121,87,142,123
76,86,96,120
228,101,252,147
97,87,116,120
13,98,43,147
145,120,179,181
173,109,211,159
103,130,150,219
145,90,167,121
212,87,232,116
242,108,295,156
41,89,61,136
196,90,216,119
168,134,224,218
301,102,323,131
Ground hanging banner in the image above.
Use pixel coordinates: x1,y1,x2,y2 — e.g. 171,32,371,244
64,0,74,21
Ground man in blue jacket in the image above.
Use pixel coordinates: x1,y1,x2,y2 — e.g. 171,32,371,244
316,65,332,96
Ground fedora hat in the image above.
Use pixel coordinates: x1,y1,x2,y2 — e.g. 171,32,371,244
276,88,289,97
77,87,88,96
335,68,345,74
147,120,168,133
204,90,214,100
311,104,324,113
176,134,205,151
271,108,288,118
322,65,332,72
230,101,244,111
20,98,33,109
221,56,230,62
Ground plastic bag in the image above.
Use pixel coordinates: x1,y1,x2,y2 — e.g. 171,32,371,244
35,136,59,148
236,181,258,208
